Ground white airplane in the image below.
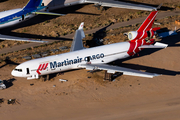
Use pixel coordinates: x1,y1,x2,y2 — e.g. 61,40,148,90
0,0,64,43
42,0,157,11
11,10,168,80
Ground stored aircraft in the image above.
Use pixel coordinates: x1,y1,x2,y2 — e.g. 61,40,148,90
0,0,63,43
42,0,157,11
11,10,168,80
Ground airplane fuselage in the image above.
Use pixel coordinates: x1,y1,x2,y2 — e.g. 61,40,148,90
11,39,154,79
12,41,130,79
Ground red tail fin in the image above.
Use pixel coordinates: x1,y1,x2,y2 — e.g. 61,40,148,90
137,11,158,32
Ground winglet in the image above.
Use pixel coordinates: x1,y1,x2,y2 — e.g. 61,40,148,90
78,22,84,30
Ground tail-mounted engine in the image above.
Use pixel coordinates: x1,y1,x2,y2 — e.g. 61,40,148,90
127,27,160,40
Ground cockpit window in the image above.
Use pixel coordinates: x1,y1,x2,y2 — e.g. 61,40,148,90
14,69,22,72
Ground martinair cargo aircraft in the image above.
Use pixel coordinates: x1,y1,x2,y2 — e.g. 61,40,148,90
11,10,168,80
42,0,157,11
0,0,63,43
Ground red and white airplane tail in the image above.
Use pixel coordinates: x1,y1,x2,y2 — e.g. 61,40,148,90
127,10,160,41
137,10,158,32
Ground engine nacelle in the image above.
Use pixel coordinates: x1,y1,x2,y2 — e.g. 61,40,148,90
127,27,160,41
127,31,138,40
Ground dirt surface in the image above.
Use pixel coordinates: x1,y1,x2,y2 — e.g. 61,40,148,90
1,0,180,120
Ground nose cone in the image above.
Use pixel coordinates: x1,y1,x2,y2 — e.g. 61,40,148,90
11,68,23,77
11,70,16,77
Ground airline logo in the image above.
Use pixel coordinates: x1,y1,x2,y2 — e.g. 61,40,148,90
36,53,105,74
36,63,48,74
50,53,105,69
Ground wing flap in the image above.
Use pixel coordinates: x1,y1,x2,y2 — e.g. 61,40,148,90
85,0,156,11
70,22,85,52
0,34,47,43
79,64,159,78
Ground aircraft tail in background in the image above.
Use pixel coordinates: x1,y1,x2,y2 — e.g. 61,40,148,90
23,0,43,9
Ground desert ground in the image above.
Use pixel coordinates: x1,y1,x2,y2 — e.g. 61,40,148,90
1,0,180,120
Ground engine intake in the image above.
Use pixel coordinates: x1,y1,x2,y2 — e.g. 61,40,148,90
128,31,138,40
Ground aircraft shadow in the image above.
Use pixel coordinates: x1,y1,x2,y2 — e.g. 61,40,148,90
0,30,73,41
3,78,16,89
0,57,19,69
85,22,113,47
0,0,8,3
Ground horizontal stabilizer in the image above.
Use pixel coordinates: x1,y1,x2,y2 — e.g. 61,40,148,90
79,64,159,78
85,0,156,11
139,42,168,48
0,34,48,43
33,12,65,16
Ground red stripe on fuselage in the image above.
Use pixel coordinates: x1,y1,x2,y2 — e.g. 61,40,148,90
127,39,155,56
134,40,143,53
43,63,48,70
36,63,49,75
40,63,45,71
36,64,42,74
127,41,136,56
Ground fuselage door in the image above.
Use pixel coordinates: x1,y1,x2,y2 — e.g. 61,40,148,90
26,68,30,74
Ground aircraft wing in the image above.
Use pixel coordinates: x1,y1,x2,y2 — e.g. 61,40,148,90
0,34,47,43
79,63,159,78
70,22,85,52
84,0,156,11
33,12,65,16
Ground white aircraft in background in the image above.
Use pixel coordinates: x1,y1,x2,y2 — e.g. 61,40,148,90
11,10,168,80
42,0,157,11
0,0,64,43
